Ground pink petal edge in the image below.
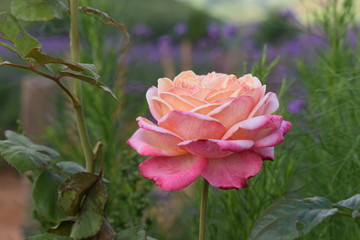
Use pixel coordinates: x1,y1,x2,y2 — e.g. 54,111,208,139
140,154,208,191
202,151,262,189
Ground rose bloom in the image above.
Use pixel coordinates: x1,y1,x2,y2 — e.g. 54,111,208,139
127,71,291,191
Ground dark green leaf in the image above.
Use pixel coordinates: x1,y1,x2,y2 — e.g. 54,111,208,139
58,172,99,216
116,225,146,240
86,219,116,240
25,233,71,240
0,12,41,57
47,220,75,236
333,194,360,219
70,180,108,239
59,71,118,101
11,0,67,22
25,48,92,72
0,130,59,173
24,48,117,101
32,170,65,224
249,197,338,240
333,194,360,211
56,161,86,175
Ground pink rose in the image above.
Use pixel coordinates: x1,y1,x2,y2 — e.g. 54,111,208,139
127,71,291,191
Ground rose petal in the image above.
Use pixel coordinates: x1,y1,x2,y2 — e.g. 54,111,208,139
208,96,255,129
192,88,215,100
254,120,291,148
253,147,274,160
173,70,199,89
178,139,233,158
159,92,195,111
179,95,208,106
168,87,193,95
249,92,279,118
202,151,262,189
140,154,208,191
127,128,185,156
127,117,186,156
178,139,254,158
213,97,236,104
222,115,283,140
238,74,262,88
243,86,266,103
146,87,160,120
281,120,292,135
159,110,227,140
158,77,174,92
206,90,235,102
152,97,173,120
191,103,222,115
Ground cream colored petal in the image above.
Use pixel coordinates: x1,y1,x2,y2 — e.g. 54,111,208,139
179,95,208,106
159,92,196,111
191,103,222,115
158,77,174,92
152,96,173,119
206,90,235,102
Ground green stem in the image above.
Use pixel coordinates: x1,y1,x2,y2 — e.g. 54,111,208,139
69,0,94,172
199,178,209,240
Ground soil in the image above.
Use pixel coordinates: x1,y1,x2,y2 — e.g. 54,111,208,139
0,166,28,240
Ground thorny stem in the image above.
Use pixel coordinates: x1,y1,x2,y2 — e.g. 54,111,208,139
70,0,94,172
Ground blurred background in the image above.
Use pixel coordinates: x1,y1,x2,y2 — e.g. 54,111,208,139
1,0,360,239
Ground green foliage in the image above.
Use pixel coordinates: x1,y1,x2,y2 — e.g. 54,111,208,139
334,194,360,219
334,194,360,211
116,225,146,240
47,220,74,236
25,233,71,240
80,6,130,46
70,180,108,239
251,45,280,84
32,170,65,225
0,130,59,173
44,0,154,231
253,9,298,45
56,161,86,175
0,13,117,102
89,220,117,240
58,172,99,216
250,197,338,240
11,0,67,22
0,12,41,58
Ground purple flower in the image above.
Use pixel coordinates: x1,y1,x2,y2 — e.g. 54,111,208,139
174,23,187,36
196,38,211,48
347,28,357,49
158,35,172,46
157,35,175,57
280,9,297,22
223,24,238,38
208,24,221,39
132,24,152,38
287,99,305,114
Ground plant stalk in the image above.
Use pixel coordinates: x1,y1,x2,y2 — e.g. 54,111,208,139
69,0,94,172
199,177,209,240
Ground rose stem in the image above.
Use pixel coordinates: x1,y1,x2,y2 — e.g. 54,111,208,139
199,177,209,240
70,0,94,172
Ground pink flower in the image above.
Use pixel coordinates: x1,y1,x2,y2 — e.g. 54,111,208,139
127,71,291,191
